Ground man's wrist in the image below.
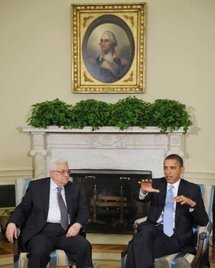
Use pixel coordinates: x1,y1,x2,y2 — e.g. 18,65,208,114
189,200,196,208
189,200,196,212
74,222,82,229
140,190,147,194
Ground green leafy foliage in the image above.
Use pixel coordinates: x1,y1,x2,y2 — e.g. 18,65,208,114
109,96,151,129
27,99,72,128
148,99,192,132
69,99,110,130
27,97,192,133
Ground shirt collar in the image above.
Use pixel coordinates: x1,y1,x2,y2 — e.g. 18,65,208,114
50,178,64,190
167,178,181,192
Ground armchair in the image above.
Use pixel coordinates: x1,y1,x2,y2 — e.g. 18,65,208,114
13,178,76,268
121,184,214,268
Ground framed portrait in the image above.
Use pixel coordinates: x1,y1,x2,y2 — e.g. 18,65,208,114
71,3,146,94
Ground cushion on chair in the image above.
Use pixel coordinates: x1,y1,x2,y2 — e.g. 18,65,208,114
155,252,194,268
174,257,191,268
14,249,72,268
49,249,73,266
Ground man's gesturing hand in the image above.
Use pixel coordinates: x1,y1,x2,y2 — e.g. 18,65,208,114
138,179,160,194
174,195,196,207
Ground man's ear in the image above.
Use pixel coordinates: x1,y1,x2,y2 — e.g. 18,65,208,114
181,166,185,174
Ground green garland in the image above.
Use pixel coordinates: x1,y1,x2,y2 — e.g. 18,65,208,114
27,97,192,132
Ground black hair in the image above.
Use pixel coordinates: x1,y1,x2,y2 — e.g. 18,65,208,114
164,154,184,167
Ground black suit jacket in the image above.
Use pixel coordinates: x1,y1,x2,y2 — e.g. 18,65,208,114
135,178,209,245
9,178,89,246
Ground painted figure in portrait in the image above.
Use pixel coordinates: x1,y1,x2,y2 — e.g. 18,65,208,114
83,16,135,84
88,31,128,83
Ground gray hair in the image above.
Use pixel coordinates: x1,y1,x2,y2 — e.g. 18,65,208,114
48,159,69,172
101,31,118,47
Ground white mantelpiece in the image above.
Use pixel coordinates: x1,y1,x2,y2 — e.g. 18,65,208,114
22,126,185,179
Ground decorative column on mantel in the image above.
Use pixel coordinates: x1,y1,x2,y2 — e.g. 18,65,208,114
22,126,185,179
28,130,47,178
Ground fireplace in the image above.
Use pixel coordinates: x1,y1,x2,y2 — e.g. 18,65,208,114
70,169,152,234
22,126,185,233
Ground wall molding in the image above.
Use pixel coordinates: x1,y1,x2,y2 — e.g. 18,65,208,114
184,171,215,185
0,168,32,184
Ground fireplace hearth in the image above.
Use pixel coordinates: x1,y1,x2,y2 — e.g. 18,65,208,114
70,169,152,234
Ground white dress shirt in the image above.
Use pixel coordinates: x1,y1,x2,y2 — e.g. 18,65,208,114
47,179,67,223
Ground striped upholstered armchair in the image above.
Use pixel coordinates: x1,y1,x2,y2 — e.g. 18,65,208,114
121,183,214,268
13,178,76,268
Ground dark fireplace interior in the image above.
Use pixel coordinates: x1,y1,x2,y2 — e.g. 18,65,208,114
0,185,15,208
70,169,152,234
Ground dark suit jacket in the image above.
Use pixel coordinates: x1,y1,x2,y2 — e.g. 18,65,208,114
9,178,89,246
134,178,209,246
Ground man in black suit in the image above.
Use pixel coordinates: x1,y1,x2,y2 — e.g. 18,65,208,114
6,159,93,268
125,154,208,268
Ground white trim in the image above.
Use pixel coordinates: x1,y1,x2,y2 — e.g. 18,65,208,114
22,126,185,134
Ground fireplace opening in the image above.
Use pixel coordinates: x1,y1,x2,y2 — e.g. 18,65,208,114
0,185,15,208
70,169,152,234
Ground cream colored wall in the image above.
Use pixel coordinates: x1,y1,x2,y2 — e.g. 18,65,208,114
0,0,215,182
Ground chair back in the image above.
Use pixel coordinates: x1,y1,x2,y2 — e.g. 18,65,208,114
15,178,31,205
197,184,214,253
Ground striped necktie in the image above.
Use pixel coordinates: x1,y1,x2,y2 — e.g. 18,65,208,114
57,187,68,230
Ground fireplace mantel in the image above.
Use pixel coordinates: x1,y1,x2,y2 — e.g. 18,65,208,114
22,126,185,179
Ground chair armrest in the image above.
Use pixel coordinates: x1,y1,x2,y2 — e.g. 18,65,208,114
191,220,213,267
190,231,207,268
133,216,147,234
13,238,19,256
12,227,21,260
80,227,86,238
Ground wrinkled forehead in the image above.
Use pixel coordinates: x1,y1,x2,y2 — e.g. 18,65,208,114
51,162,69,171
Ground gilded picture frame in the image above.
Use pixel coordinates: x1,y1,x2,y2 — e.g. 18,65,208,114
71,3,146,94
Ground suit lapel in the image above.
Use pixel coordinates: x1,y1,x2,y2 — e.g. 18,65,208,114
177,179,185,196
42,178,51,217
156,178,167,219
175,179,185,221
65,182,73,216
160,178,167,206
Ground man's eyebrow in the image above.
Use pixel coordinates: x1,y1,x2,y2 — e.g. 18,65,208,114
163,165,176,168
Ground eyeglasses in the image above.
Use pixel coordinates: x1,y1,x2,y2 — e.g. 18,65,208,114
52,170,70,175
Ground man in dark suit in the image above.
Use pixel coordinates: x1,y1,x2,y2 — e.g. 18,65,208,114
6,159,93,268
125,154,208,268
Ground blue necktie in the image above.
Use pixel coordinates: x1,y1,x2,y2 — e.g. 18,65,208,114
163,185,174,237
57,187,68,230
